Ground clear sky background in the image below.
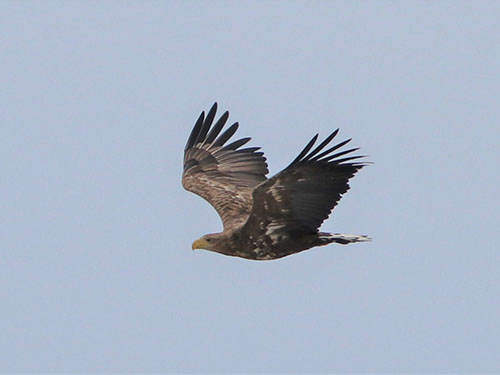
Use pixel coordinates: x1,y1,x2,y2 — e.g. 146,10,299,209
1,1,499,372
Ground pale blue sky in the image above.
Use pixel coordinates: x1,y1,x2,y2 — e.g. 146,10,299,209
1,0,499,372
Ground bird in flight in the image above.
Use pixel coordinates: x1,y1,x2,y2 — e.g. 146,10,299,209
182,103,370,260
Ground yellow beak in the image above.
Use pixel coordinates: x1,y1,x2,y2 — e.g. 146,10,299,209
192,238,208,250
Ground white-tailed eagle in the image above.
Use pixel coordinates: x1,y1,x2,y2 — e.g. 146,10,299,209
183,103,369,260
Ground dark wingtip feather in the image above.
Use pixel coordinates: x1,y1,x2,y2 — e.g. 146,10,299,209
288,134,319,167
205,111,229,144
185,110,205,151
323,147,360,162
206,103,217,125
311,138,352,162
194,104,218,146
333,155,367,164
213,122,239,147
304,129,340,161
239,146,261,153
222,137,251,151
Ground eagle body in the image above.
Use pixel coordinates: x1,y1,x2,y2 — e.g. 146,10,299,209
183,104,370,260
199,227,321,261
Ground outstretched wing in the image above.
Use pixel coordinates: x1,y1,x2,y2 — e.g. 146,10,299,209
183,103,269,230
244,129,366,234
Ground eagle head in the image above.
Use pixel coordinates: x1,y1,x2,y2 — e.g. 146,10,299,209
192,234,220,251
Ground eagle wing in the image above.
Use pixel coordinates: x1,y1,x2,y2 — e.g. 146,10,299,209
183,103,269,230
244,130,366,234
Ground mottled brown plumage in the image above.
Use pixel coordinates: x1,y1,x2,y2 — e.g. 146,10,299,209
183,103,370,260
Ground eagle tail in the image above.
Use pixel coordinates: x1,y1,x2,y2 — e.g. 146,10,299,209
318,232,371,245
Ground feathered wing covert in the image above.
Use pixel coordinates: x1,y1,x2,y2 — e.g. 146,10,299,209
182,103,269,230
243,130,366,236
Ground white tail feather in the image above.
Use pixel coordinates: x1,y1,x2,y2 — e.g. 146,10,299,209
319,233,371,245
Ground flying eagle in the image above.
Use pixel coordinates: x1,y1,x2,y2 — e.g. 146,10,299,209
183,103,370,260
